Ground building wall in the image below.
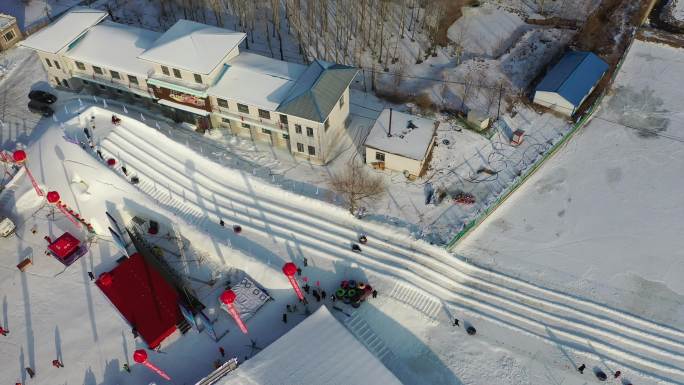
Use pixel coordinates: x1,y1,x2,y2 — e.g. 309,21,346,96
319,88,350,163
147,46,240,87
0,22,22,51
365,146,423,176
533,91,575,116
66,56,151,94
36,51,74,88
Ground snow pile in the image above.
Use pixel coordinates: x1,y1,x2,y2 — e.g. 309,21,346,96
447,4,529,59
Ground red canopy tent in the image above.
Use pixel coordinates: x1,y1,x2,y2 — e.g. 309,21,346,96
96,253,182,349
47,232,86,266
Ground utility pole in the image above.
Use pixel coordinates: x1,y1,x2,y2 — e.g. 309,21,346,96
496,84,503,120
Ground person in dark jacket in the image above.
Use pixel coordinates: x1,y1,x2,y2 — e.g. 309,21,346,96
577,364,586,374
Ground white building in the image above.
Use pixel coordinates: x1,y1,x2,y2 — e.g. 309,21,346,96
533,51,608,116
364,109,439,177
210,306,402,385
20,9,358,164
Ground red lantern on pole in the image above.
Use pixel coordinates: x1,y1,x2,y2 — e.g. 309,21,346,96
282,262,304,301
46,191,81,229
133,349,171,380
220,289,248,334
13,150,44,197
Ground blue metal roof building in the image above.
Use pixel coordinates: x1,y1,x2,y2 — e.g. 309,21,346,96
534,51,608,115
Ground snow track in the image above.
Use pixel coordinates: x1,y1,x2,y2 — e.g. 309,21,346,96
99,124,684,384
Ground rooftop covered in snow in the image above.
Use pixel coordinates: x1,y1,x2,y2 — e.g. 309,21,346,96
19,8,107,53
276,59,358,123
65,21,160,77
209,52,306,111
138,19,246,75
365,109,438,161
0,13,16,30
219,306,402,385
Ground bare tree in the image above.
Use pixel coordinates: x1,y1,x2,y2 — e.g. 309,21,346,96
329,162,386,214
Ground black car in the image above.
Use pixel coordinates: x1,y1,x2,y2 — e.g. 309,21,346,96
28,90,57,104
28,100,54,117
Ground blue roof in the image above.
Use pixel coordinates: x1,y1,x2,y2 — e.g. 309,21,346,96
535,51,608,107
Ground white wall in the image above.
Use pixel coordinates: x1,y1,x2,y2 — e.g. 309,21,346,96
66,57,150,93
36,51,72,88
533,91,575,116
365,146,423,176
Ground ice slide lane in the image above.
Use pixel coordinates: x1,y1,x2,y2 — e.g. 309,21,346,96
104,125,684,354
100,127,684,383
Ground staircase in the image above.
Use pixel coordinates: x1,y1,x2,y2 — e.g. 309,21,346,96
344,309,399,372
387,283,442,322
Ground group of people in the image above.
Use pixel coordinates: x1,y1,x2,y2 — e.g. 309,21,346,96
577,364,629,383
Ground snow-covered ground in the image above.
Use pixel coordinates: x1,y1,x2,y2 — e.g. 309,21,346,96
456,38,684,381
0,0,83,31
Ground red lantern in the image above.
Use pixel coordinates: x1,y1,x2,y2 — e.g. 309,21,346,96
12,150,26,163
133,349,171,380
282,262,304,301
220,289,248,334
46,191,60,204
99,272,113,287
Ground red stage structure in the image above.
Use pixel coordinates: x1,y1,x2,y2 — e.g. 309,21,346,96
47,232,86,266
282,262,304,301
133,349,171,380
13,150,43,197
96,253,182,348
220,289,248,334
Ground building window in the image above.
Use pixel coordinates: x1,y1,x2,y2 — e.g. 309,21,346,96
295,124,302,134
54,61,61,70
93,66,103,75
296,143,304,152
61,79,69,88
128,75,138,85
308,146,316,156
194,74,202,84
3,30,15,42
375,152,385,162
110,70,120,79
241,123,251,128
339,95,344,108
280,114,288,124
261,128,270,134
283,133,289,139
217,98,228,108
258,109,271,119
75,61,85,70
161,66,169,76
306,127,314,137
324,118,330,131
237,103,249,114
45,58,52,67
173,68,181,78
222,118,230,123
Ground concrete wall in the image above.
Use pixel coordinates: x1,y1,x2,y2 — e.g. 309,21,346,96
0,22,22,51
365,146,423,176
533,91,575,116
36,51,73,88
148,46,240,86
66,56,150,93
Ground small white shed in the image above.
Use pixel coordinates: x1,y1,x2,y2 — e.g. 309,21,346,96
364,109,439,177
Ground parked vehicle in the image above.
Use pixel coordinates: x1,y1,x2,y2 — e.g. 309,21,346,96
28,100,54,117
0,217,16,237
28,90,57,104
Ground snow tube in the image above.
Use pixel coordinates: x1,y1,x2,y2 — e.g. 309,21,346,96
233,225,242,233
466,326,476,335
336,288,346,298
346,288,357,298
348,280,357,288
341,280,349,289
595,371,607,381
356,282,366,290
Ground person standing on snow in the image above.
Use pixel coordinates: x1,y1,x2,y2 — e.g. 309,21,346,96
219,347,225,357
123,363,131,373
614,371,621,378
282,313,287,323
0,326,8,336
453,318,460,327
577,364,586,374
52,359,64,368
